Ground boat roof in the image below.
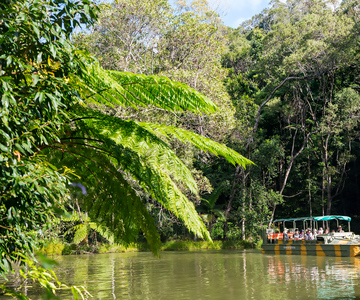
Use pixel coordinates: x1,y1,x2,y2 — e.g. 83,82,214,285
273,215,351,223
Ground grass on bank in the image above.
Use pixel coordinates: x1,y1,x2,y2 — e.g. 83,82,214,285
39,239,262,256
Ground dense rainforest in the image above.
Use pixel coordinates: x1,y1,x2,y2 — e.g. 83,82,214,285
1,0,360,297
72,0,360,242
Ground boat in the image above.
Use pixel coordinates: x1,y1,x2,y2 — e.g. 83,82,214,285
261,215,360,257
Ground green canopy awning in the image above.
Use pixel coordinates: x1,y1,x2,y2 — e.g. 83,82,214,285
273,215,351,223
312,215,351,222
274,217,313,223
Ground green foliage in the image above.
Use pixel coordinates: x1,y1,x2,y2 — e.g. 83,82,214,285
1,0,253,297
73,0,171,73
0,0,97,276
40,241,65,256
160,239,257,250
211,220,226,240
0,0,100,296
97,243,140,254
57,0,251,249
222,0,360,225
76,0,238,158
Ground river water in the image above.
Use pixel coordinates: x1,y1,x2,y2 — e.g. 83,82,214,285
3,250,360,299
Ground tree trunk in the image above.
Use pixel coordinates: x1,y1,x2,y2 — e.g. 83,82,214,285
308,150,312,217
322,168,325,216
241,217,245,240
323,133,331,215
326,174,332,215
225,165,242,219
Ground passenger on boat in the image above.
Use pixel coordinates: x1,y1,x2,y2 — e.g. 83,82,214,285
324,228,329,234
300,229,305,238
313,229,318,239
337,226,344,233
283,228,289,239
306,229,313,240
293,229,300,239
318,227,324,235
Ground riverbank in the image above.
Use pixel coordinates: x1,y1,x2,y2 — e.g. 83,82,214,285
39,239,262,256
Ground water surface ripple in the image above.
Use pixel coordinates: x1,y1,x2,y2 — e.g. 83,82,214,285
3,250,360,299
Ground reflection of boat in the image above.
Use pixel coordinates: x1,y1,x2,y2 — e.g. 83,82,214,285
262,215,360,257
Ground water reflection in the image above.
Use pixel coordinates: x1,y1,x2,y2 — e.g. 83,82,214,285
266,255,360,299
2,251,360,299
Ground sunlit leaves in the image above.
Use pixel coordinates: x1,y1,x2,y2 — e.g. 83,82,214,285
75,58,217,114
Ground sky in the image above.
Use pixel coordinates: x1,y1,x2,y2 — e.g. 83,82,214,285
170,0,271,28
213,0,270,28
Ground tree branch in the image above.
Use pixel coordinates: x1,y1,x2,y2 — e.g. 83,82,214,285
250,73,322,145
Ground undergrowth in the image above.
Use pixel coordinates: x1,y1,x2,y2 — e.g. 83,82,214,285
38,239,261,256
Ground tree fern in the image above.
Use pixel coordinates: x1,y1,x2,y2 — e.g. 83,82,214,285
44,56,254,251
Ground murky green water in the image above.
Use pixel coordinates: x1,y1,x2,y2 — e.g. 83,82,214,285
3,250,360,299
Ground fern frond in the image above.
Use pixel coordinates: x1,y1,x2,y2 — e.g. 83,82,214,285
212,209,226,221
61,212,115,243
56,108,251,244
207,181,228,208
47,146,162,253
73,224,89,244
137,122,253,167
73,54,217,114
50,135,210,243
89,223,115,244
46,54,253,252
62,211,89,222
104,141,211,241
71,107,198,194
